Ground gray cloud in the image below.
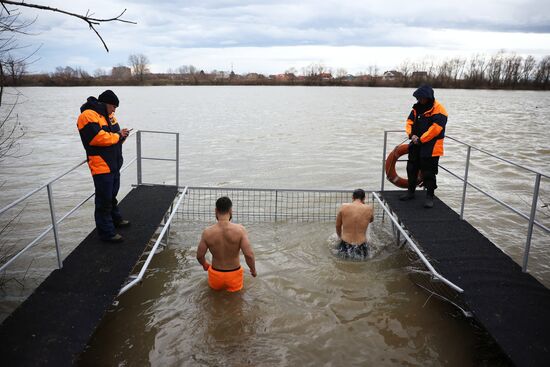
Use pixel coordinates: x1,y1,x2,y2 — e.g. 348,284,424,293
6,0,550,73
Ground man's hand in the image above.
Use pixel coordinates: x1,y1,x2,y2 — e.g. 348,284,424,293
202,261,211,271
411,135,420,145
250,269,257,277
120,128,130,138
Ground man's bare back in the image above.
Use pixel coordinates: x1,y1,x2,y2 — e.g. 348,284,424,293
196,197,256,291
336,198,374,245
200,221,255,271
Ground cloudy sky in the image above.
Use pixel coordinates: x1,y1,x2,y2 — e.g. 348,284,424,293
9,0,550,75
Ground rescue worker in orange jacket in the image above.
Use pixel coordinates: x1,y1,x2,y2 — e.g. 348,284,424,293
77,90,130,242
400,85,448,208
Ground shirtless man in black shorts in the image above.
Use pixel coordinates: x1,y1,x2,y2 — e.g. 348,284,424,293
335,189,374,259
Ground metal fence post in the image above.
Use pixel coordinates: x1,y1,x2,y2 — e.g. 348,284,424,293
381,131,388,192
522,173,542,272
136,130,142,185
275,190,278,222
460,146,471,220
176,133,180,188
46,184,63,269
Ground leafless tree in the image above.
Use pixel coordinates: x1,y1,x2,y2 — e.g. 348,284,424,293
521,55,536,85
397,60,411,84
534,56,550,89
464,54,488,87
367,64,379,77
128,53,150,82
93,68,106,78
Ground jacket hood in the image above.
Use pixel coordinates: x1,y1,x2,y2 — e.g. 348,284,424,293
80,96,108,115
413,85,434,100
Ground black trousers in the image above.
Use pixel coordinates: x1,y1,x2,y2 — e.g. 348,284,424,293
92,172,122,239
407,145,439,196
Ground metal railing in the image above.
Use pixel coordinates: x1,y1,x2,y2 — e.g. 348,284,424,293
0,130,180,278
118,186,187,296
136,130,180,187
381,130,549,272
372,192,464,293
176,186,379,222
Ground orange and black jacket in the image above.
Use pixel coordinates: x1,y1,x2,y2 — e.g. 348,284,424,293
405,100,448,157
77,97,124,176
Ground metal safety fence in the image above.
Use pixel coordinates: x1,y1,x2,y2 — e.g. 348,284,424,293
176,187,380,223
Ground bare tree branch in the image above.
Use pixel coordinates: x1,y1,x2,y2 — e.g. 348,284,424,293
0,1,136,52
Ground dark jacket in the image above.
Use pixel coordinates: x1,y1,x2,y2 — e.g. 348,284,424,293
77,97,123,175
406,87,448,157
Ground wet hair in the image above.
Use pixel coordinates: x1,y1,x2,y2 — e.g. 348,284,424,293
216,196,233,214
352,189,365,201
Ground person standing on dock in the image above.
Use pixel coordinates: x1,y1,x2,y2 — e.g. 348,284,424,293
400,85,448,208
77,90,131,242
335,189,374,259
197,196,257,292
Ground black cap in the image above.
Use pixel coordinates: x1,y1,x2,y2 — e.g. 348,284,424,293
413,85,434,100
98,90,119,107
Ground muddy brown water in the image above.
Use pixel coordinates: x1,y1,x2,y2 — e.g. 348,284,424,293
1,86,548,366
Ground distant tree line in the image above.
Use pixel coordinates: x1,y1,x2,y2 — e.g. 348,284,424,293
6,51,550,90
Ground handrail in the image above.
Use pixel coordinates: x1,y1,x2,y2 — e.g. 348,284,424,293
445,136,550,179
372,192,464,293
0,130,137,216
0,157,138,274
381,130,549,272
439,165,550,234
118,186,188,296
0,129,179,275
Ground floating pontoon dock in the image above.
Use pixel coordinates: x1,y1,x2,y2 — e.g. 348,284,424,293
0,185,179,366
376,131,550,367
377,191,550,367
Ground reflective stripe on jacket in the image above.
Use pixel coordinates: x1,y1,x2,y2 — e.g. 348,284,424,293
405,99,448,157
77,97,123,175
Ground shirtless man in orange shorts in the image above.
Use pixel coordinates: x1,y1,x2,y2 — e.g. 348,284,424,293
196,196,257,292
335,189,374,259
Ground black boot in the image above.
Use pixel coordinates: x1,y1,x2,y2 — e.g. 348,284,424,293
424,194,434,208
399,190,415,201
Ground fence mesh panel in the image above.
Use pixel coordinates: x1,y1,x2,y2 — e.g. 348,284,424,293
176,187,378,222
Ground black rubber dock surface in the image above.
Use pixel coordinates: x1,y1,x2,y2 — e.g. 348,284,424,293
0,185,178,367
382,190,550,367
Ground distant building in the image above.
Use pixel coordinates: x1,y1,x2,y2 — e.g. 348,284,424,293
245,73,261,81
319,72,333,81
412,71,428,80
383,70,403,81
111,66,131,79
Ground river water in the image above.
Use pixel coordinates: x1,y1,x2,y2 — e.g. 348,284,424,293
1,86,549,366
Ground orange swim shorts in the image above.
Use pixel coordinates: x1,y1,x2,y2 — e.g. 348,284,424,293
207,266,244,292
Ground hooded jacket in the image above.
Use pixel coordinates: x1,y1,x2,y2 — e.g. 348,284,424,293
77,97,123,175
406,86,448,157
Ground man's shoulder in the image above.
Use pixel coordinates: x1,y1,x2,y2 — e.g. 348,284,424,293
229,222,246,233
78,108,102,120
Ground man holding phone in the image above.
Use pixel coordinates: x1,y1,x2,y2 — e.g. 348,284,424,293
77,90,131,242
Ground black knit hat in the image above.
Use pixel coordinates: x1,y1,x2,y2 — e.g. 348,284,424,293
98,90,119,107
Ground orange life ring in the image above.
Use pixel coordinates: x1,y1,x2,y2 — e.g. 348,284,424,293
385,144,422,189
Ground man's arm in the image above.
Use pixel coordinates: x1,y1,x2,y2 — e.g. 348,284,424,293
336,207,343,238
240,227,256,277
196,232,210,271
77,110,121,147
405,109,415,138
